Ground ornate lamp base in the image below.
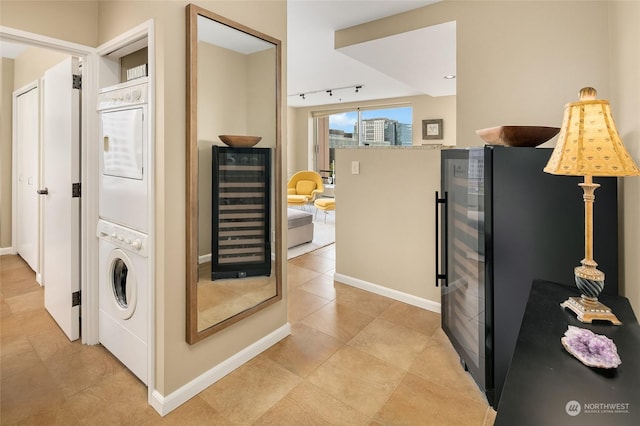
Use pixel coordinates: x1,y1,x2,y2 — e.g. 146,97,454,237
558,176,624,326
560,296,621,325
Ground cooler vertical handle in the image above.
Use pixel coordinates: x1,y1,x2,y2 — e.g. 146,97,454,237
435,191,448,287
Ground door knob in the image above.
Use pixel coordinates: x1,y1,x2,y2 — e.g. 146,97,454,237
37,188,49,195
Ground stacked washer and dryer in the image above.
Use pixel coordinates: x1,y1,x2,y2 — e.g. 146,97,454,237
96,78,150,385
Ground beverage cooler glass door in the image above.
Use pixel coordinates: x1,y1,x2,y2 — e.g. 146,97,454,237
212,146,271,280
438,149,487,391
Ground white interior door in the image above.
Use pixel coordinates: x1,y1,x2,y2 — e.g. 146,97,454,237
15,86,40,272
42,57,81,341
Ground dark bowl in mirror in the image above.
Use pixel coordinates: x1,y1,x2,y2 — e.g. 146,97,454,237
476,126,560,147
219,135,262,147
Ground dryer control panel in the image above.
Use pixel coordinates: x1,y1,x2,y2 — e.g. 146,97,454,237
97,78,148,110
97,219,148,257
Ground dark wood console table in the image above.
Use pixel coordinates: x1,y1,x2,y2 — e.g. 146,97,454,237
495,280,640,425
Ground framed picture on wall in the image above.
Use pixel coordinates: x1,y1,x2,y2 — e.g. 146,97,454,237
422,119,443,140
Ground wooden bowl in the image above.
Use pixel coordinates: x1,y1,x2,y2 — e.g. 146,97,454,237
218,135,262,147
475,126,560,147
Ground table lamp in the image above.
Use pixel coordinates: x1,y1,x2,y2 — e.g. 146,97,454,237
544,87,640,325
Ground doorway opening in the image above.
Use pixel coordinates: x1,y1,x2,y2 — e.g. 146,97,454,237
1,28,97,344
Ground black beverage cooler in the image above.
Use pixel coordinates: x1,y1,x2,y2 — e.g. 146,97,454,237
436,146,618,408
211,146,271,280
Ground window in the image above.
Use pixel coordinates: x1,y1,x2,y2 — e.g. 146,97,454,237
314,105,413,177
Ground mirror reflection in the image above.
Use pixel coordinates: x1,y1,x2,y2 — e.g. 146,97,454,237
187,4,282,343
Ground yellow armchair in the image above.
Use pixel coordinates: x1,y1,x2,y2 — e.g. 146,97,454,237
287,171,324,207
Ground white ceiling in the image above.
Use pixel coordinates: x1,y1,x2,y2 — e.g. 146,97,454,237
287,0,454,108
198,15,274,54
1,40,27,59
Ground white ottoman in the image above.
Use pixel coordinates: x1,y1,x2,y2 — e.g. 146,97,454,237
287,208,314,248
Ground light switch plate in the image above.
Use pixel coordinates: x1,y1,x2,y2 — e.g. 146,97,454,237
351,161,360,174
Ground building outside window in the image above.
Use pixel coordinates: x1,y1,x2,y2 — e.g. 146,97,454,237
314,105,413,177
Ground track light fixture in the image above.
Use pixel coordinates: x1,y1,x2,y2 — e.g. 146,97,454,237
289,84,364,100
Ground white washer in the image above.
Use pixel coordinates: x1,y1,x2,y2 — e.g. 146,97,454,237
97,79,149,232
97,219,148,385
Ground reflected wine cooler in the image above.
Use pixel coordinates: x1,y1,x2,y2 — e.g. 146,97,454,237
211,146,271,280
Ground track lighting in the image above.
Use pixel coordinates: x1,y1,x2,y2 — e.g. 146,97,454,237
289,84,363,100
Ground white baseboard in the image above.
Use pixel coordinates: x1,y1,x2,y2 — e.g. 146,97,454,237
0,247,16,256
149,323,291,416
198,253,211,264
334,273,441,314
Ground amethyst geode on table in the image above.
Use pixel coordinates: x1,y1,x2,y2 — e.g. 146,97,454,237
561,325,622,369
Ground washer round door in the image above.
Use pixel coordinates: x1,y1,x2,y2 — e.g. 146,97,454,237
106,248,137,319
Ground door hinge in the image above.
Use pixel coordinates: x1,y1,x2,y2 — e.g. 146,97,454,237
72,291,81,307
72,74,82,90
72,182,81,198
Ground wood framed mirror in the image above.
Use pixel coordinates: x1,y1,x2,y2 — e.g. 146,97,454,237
186,4,282,344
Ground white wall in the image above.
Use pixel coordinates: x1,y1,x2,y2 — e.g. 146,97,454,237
335,147,441,309
610,0,640,312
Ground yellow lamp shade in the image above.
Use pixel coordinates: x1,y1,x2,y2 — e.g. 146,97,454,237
544,99,640,177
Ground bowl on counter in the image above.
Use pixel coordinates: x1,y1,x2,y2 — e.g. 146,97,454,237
218,135,262,147
475,126,560,147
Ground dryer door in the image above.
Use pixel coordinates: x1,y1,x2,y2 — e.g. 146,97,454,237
101,107,144,180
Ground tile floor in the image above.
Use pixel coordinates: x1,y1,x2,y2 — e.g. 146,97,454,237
1,248,496,425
